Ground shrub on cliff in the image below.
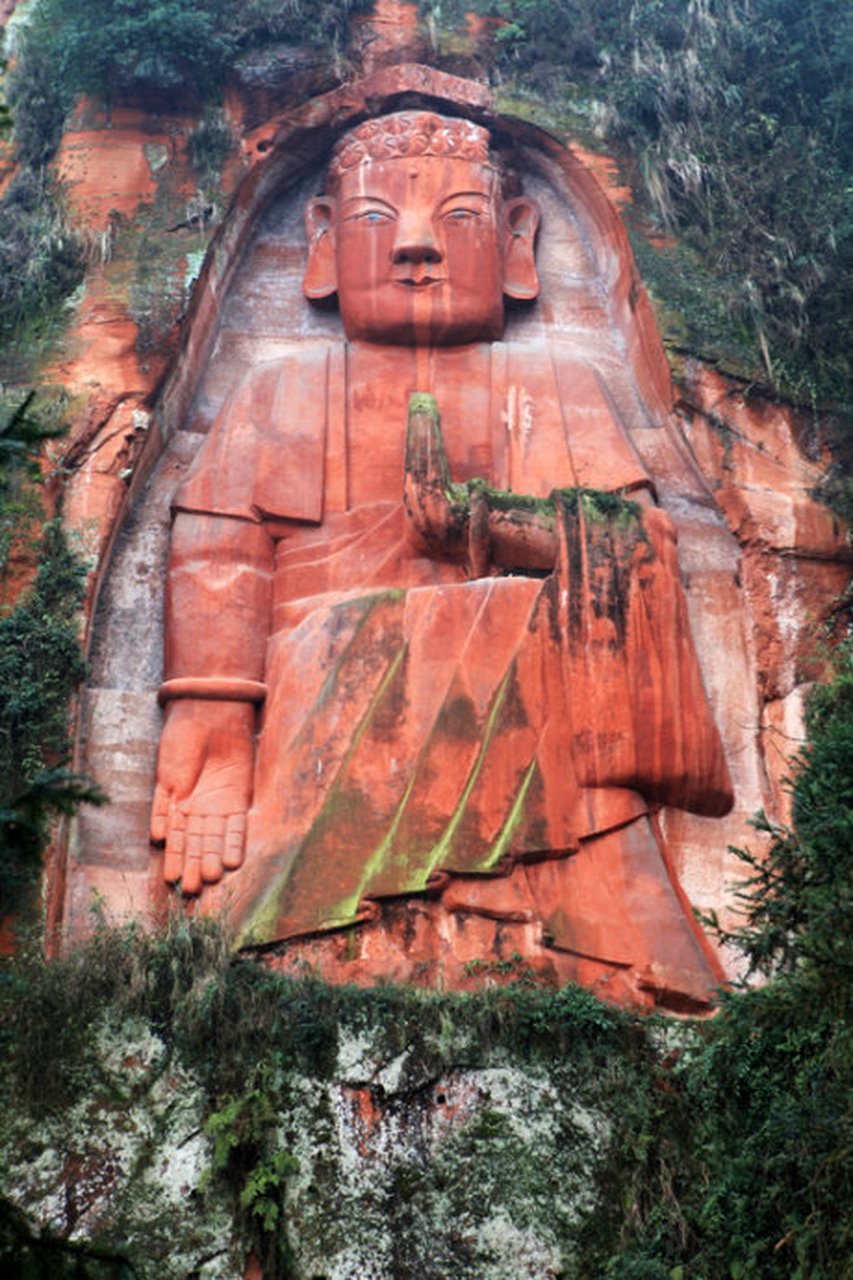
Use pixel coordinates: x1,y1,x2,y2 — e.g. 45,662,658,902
0,397,103,919
8,0,371,115
0,170,85,347
609,640,853,1278
3,32,66,167
0,517,102,917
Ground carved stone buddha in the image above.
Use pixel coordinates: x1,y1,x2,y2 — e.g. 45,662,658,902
149,110,733,1008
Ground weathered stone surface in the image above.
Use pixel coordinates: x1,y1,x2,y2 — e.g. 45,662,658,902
351,0,429,75
1,1017,242,1278
0,995,667,1279
60,431,204,940
678,360,849,782
681,362,844,559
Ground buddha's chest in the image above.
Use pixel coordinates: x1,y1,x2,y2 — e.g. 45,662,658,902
334,344,498,511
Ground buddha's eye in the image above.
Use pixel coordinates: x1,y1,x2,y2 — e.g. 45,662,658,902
443,208,479,222
353,209,392,223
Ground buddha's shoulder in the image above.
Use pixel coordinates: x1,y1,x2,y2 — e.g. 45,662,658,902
495,336,609,377
232,344,335,405
230,339,611,407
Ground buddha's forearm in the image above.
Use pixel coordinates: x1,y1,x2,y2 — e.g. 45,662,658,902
163,512,273,683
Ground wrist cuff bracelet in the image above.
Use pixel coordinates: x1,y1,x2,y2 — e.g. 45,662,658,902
157,677,267,706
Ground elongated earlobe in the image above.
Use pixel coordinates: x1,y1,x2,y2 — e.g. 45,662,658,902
503,197,540,301
303,197,338,300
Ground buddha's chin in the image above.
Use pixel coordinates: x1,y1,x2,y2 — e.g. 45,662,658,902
339,281,504,347
341,304,504,347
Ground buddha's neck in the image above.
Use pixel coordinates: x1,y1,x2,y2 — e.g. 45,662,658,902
347,340,495,397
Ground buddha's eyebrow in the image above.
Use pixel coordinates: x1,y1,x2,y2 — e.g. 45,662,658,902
438,191,492,207
341,195,397,213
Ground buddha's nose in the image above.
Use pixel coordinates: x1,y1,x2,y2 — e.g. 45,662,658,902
392,214,442,264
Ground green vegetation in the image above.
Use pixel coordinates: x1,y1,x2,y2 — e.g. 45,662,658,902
0,516,102,917
4,0,371,150
556,486,641,525
186,111,234,183
0,38,85,372
0,643,849,1274
0,396,103,918
0,170,85,357
3,31,66,169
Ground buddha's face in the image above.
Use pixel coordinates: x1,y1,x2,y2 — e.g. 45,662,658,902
304,141,539,346
336,156,503,344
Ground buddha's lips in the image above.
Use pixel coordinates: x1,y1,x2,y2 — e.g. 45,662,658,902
394,275,444,288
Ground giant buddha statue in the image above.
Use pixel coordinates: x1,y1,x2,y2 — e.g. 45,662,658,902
148,108,733,1008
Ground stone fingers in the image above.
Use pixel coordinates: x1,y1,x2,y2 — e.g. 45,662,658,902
150,783,170,844
201,814,227,884
223,813,246,870
163,799,186,884
183,813,204,895
156,792,247,894
198,813,246,882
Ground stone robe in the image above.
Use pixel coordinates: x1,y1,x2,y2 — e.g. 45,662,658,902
173,339,731,969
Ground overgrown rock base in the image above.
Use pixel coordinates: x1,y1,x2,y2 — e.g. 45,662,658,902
0,925,685,1279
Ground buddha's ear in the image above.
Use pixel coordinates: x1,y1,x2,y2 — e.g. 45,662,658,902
502,196,540,301
303,197,338,300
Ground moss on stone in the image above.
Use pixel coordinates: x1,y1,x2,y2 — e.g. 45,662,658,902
555,485,641,526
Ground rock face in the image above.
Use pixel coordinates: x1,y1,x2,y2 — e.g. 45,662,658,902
32,43,845,1007
0,964,684,1280
7,1013,603,1279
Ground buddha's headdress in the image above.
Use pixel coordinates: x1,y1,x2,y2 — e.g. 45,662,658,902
326,111,512,192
